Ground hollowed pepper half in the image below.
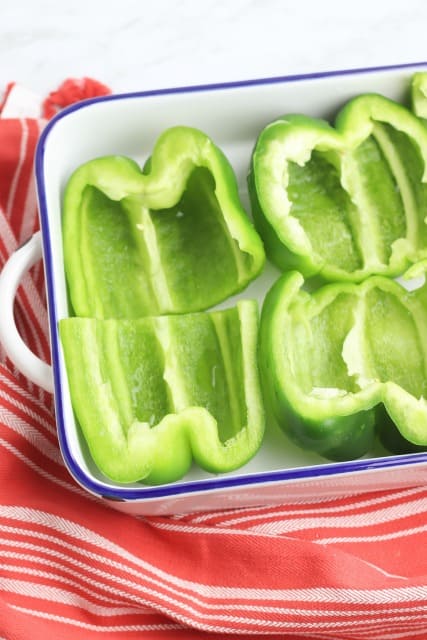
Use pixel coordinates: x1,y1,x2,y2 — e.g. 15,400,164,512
260,271,427,460
411,71,427,120
63,126,265,319
249,91,427,282
59,301,264,484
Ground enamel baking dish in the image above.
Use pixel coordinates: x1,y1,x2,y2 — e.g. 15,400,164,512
2,62,427,515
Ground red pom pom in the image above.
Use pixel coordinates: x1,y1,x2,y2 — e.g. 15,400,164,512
42,77,111,119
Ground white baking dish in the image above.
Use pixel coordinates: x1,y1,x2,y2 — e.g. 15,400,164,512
2,62,427,515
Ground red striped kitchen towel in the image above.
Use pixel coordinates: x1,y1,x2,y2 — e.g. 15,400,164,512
1,79,427,640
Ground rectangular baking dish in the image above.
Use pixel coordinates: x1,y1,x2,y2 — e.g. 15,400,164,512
29,61,427,515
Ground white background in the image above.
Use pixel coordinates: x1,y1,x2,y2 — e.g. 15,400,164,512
1,0,427,98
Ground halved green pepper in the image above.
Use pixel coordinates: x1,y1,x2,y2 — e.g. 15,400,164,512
63,126,265,319
60,300,264,484
411,71,427,120
260,271,427,460
249,92,427,282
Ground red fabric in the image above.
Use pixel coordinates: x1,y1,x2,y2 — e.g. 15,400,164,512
0,83,15,112
1,79,427,639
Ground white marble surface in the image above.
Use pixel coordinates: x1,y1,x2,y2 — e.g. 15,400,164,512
2,0,427,98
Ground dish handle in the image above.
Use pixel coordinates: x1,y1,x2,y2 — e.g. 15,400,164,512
0,232,54,393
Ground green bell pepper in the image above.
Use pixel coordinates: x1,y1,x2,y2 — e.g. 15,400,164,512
411,71,427,120
249,91,427,282
59,300,264,484
63,126,265,319
260,271,427,460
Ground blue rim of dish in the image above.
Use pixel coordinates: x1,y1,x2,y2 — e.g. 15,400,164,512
35,60,427,501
